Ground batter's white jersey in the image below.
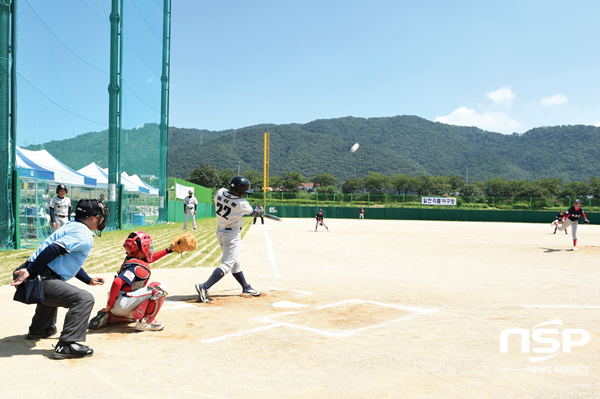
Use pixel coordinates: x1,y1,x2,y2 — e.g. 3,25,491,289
50,195,71,216
214,188,253,230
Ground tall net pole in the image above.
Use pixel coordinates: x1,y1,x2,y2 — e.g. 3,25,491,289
107,0,121,229
158,0,172,223
263,132,269,207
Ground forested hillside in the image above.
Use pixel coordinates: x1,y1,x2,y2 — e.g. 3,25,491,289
23,116,600,183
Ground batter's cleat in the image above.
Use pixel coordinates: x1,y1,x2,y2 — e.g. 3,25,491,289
135,320,164,332
572,246,579,251
195,283,209,303
52,342,94,359
26,325,58,340
242,286,261,297
553,231,556,234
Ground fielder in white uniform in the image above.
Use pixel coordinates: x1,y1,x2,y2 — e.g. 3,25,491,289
50,184,72,231
183,190,198,230
195,176,261,302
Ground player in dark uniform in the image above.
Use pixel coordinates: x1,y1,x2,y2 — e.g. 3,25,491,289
557,199,590,250
315,209,329,232
553,210,567,234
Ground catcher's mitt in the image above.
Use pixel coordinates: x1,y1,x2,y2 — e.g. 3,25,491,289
170,232,197,253
88,310,108,330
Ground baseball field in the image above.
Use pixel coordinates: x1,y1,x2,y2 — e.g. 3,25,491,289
1,218,599,399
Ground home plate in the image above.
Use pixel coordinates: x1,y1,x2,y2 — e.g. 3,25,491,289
272,301,309,308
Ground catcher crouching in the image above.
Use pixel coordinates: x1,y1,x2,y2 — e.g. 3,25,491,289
89,231,196,331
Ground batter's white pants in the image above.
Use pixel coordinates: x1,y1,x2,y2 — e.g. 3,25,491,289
558,218,579,239
183,208,197,230
110,286,154,318
216,230,243,274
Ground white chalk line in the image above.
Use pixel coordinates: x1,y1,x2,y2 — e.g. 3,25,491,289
264,224,281,278
269,287,314,296
163,299,214,310
520,305,600,309
202,299,438,343
201,324,281,343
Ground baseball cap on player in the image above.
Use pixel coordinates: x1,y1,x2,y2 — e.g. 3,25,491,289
188,190,193,194
75,199,109,231
229,176,253,196
56,183,68,194
574,199,581,204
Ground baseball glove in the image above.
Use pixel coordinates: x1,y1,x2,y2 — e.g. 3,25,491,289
583,219,591,224
88,310,108,330
170,232,197,253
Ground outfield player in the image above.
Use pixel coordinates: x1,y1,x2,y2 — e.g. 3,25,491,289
89,231,172,332
183,190,198,230
253,203,265,225
11,199,108,359
50,184,71,231
553,209,567,234
195,176,261,303
315,209,329,232
359,207,365,220
557,199,589,250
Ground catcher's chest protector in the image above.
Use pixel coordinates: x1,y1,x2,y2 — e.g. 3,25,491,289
119,259,152,291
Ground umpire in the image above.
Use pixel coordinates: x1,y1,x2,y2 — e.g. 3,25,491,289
11,199,109,359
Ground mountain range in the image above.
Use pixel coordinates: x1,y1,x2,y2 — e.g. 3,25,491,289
23,115,600,183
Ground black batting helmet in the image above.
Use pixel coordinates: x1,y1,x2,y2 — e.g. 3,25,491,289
229,176,253,196
56,184,68,194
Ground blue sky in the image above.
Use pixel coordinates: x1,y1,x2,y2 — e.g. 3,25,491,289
15,0,600,146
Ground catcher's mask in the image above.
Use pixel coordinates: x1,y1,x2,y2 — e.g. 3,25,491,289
76,199,109,232
124,231,154,261
56,183,68,195
229,176,253,197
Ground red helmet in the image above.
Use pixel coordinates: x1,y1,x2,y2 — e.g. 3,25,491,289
123,231,154,261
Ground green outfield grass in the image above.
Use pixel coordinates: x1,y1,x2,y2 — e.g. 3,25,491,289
0,217,253,287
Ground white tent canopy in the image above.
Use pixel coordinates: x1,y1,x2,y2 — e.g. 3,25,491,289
77,163,157,194
17,147,96,186
125,173,159,195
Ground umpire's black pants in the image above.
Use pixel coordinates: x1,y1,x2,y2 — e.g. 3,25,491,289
253,214,264,225
29,270,94,343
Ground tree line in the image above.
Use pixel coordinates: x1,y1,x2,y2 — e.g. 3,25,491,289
186,163,600,198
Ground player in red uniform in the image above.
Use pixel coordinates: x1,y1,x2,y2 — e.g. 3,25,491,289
557,200,590,250
88,232,173,331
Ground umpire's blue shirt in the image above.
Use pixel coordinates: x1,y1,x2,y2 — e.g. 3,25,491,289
28,221,95,281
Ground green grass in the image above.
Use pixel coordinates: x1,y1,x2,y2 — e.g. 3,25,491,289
0,217,253,287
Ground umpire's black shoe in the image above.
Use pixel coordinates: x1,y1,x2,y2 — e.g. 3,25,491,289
52,342,94,359
26,325,58,340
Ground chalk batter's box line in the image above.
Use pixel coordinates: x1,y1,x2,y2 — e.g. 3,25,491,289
201,299,438,343
268,287,314,296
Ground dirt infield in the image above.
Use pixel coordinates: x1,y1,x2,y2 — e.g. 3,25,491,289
1,218,599,399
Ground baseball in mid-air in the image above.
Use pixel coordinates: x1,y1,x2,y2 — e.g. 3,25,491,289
350,143,360,152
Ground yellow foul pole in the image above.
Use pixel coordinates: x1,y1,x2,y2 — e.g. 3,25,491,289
263,132,270,207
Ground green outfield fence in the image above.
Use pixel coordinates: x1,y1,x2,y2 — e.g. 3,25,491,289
245,192,600,212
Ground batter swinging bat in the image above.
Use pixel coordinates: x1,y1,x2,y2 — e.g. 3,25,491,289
263,213,282,222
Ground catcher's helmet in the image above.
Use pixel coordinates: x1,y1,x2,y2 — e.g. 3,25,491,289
75,199,110,231
56,184,68,194
123,231,154,261
229,176,253,196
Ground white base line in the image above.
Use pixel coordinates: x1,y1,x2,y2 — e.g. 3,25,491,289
521,305,600,309
264,224,281,278
269,287,314,296
201,324,281,343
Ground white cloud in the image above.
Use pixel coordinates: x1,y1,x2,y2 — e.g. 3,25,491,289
595,122,600,127
435,106,521,134
485,86,516,105
540,94,568,106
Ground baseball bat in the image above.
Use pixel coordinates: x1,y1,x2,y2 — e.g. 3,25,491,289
263,213,282,222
